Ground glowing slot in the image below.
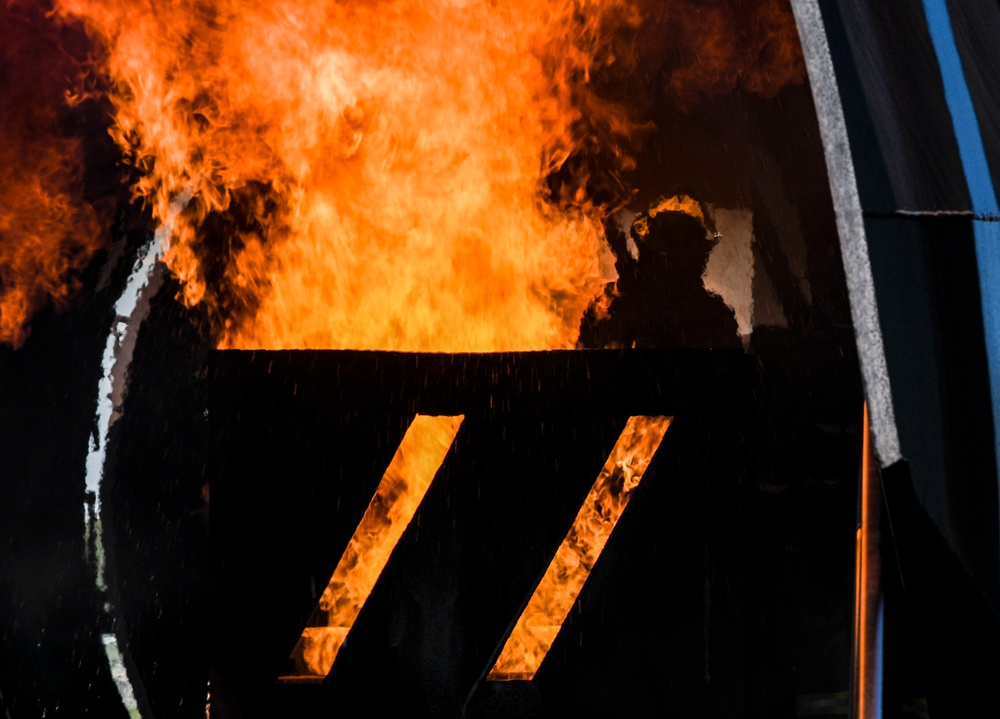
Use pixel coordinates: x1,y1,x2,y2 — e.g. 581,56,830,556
278,414,463,682
488,415,671,681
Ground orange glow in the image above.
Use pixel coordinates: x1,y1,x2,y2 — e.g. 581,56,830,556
0,131,97,346
0,4,103,347
55,0,642,351
852,403,881,719
648,0,806,108
858,404,870,717
279,414,463,681
489,415,671,680
632,194,706,239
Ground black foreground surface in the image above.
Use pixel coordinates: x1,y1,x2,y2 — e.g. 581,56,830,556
209,351,752,717
209,350,755,718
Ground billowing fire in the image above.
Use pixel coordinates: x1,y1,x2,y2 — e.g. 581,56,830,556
52,0,646,351
1,0,807,349
489,415,671,680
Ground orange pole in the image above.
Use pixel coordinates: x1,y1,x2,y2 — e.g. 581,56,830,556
852,403,882,719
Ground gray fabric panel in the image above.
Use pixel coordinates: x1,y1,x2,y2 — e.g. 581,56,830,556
790,0,902,466
832,0,971,211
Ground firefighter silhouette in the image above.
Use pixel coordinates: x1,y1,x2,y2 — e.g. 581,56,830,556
582,210,741,349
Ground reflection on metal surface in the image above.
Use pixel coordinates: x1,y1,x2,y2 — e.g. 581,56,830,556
852,403,883,719
83,191,192,719
102,633,142,719
278,414,463,682
488,415,671,680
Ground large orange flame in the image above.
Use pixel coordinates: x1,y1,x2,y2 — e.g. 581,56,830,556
55,0,644,351
0,1,808,349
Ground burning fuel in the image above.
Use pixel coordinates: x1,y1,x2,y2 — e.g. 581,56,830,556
280,414,463,681
489,415,671,680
